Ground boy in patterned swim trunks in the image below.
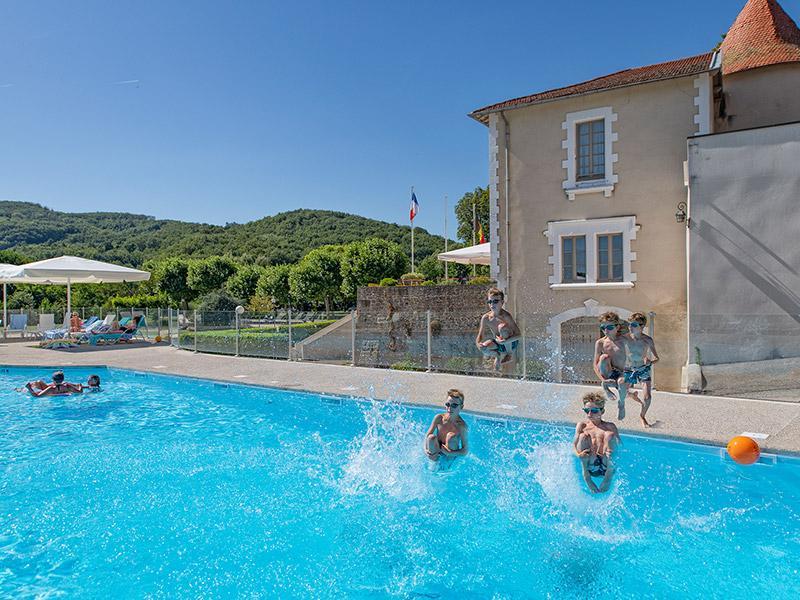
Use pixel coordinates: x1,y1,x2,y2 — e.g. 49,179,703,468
592,312,629,420
573,392,619,494
623,312,659,428
475,287,520,373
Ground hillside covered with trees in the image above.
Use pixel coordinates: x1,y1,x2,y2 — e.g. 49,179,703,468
0,201,447,267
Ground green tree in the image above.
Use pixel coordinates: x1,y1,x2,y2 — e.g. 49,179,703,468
155,258,194,308
256,264,293,308
417,255,444,282
340,238,409,300
289,245,343,312
226,264,264,302
187,256,238,296
454,186,490,244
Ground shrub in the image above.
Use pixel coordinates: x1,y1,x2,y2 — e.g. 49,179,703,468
247,295,274,313
379,278,398,287
420,280,435,286
468,276,493,285
390,359,424,371
400,272,425,281
443,356,478,375
197,291,243,325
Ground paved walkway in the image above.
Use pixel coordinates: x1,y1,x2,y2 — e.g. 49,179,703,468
3,341,800,456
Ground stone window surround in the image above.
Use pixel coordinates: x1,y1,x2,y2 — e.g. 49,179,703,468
545,216,638,289
561,106,619,200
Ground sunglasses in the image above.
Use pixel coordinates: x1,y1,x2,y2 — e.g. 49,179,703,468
445,401,462,408
600,324,618,331
486,299,501,305
629,322,642,328
583,407,602,414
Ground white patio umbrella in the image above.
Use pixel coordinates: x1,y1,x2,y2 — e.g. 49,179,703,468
0,263,56,334
437,242,491,265
6,256,150,316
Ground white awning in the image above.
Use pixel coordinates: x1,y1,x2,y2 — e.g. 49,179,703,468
437,243,490,265
8,255,150,284
1,256,150,317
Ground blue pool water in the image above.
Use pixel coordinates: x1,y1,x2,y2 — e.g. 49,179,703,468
1,366,799,598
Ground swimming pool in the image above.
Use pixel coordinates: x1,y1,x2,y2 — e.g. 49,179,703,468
1,366,798,597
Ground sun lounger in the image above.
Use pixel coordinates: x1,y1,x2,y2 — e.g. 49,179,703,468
7,314,28,337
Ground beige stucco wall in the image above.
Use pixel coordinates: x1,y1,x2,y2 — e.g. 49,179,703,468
717,63,800,132
489,76,702,391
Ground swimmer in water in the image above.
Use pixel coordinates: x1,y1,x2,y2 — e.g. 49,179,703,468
424,389,469,461
85,374,102,392
23,370,84,397
573,392,620,494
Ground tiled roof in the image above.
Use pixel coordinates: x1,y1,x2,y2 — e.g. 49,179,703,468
469,53,714,124
720,0,800,74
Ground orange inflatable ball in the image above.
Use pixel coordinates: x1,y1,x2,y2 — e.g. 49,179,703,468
154,335,162,343
727,436,760,465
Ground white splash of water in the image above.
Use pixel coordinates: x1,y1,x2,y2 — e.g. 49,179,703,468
338,401,433,502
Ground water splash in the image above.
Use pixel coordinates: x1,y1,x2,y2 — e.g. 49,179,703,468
338,401,432,502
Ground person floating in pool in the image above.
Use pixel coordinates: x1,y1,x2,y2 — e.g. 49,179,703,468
23,370,84,397
623,312,659,428
476,287,520,373
593,312,629,419
424,389,469,461
573,392,619,494
85,374,102,392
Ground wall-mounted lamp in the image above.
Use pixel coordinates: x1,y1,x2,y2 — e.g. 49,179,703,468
675,202,688,226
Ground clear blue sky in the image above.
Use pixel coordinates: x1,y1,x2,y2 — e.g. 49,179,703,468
1,0,795,235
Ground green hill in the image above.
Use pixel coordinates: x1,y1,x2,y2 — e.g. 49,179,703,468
0,201,446,267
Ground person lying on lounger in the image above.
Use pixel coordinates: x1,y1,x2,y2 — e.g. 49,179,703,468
424,389,469,461
23,371,84,397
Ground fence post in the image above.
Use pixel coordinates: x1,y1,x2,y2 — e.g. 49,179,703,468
235,310,240,356
176,309,181,349
81,307,85,319
649,311,656,389
193,310,198,353
287,307,293,360
350,309,356,367
156,308,162,340
426,309,432,372
522,317,527,380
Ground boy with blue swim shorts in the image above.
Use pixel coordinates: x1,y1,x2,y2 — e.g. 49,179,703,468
593,312,629,420
475,287,520,373
623,312,659,428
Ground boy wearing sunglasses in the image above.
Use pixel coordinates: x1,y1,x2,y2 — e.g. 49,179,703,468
623,312,659,428
424,389,469,461
592,312,629,419
573,392,619,494
475,287,520,372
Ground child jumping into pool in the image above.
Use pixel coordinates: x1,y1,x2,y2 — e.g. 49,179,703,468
424,389,469,461
593,312,629,419
573,392,619,494
476,287,520,372
624,312,659,428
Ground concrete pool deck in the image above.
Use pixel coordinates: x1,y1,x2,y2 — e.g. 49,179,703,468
3,341,800,456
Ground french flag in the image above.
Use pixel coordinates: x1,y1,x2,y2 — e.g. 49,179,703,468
409,192,419,222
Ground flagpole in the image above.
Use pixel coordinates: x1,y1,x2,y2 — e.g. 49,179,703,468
443,194,448,281
411,186,415,273
472,200,477,277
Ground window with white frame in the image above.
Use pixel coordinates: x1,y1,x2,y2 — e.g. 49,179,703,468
561,235,586,283
546,216,638,289
562,107,618,200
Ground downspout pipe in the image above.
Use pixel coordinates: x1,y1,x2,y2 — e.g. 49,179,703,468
500,111,511,309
